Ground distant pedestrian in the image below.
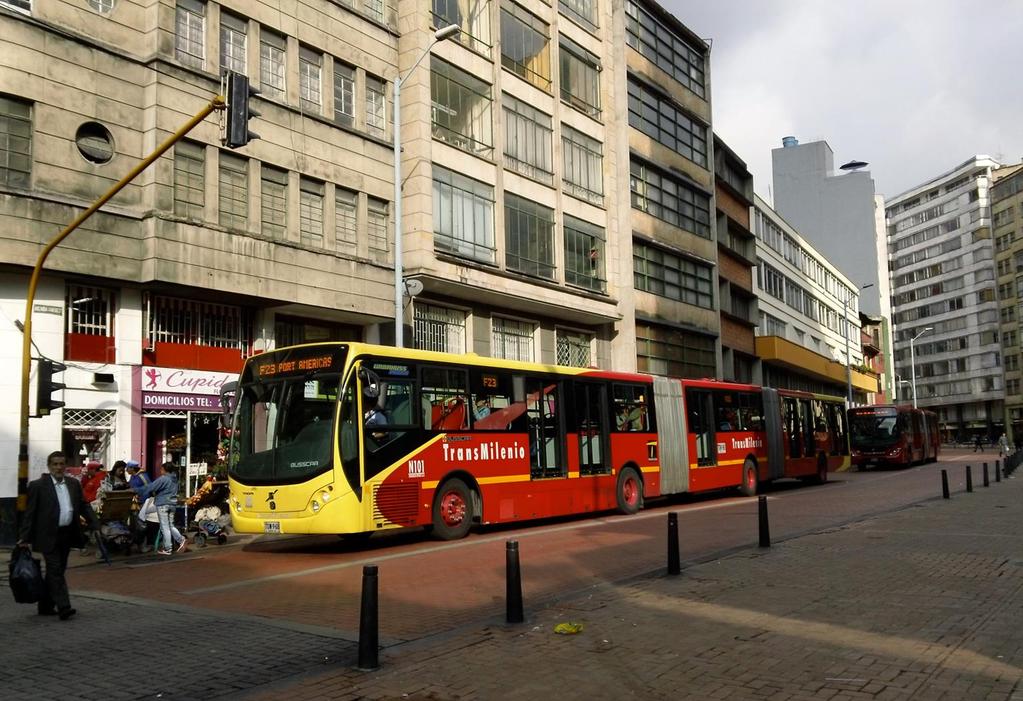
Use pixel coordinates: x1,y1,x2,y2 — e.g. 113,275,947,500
136,461,188,555
974,434,984,453
17,451,99,620
998,433,1008,458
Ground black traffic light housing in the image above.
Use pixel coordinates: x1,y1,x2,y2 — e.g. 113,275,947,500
36,358,67,417
224,71,260,149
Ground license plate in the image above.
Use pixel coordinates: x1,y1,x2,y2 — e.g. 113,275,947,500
264,521,281,534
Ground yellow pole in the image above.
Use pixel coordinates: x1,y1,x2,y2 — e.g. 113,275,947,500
17,97,225,512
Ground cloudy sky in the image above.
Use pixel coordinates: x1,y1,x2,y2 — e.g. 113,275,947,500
665,0,1023,202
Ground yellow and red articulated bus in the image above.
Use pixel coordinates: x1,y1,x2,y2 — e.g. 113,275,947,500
223,343,849,540
848,404,940,469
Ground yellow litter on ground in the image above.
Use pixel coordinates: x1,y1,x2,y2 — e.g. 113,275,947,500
553,622,584,635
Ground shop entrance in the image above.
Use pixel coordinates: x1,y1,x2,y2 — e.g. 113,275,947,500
143,412,222,476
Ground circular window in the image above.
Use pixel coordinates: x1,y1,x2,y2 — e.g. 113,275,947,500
76,122,115,164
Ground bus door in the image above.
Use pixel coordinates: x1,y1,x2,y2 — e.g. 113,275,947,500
762,388,785,479
799,398,814,457
783,396,802,460
573,382,609,476
685,388,716,467
524,377,564,479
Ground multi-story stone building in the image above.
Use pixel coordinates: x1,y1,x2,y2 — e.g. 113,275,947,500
752,195,876,401
991,163,1023,443
885,156,1003,442
0,0,719,538
713,135,756,382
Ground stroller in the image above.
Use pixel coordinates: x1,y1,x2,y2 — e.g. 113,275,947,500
189,505,229,547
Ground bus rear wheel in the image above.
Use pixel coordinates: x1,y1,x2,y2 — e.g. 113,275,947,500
739,459,758,497
616,467,643,514
432,478,474,540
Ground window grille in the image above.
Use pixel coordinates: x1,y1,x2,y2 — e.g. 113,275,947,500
175,0,206,69
0,95,31,188
414,302,466,353
63,409,115,428
145,294,251,353
66,285,115,336
492,317,534,361
556,329,591,367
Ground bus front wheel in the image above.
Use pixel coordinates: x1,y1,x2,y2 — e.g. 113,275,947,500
739,459,758,496
432,478,474,540
616,467,643,515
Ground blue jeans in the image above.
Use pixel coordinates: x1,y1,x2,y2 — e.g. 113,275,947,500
156,504,184,551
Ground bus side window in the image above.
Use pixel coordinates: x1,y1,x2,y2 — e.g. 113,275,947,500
421,366,469,431
613,384,651,432
469,370,515,431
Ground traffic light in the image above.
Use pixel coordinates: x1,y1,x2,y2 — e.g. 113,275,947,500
224,71,260,149
36,358,67,417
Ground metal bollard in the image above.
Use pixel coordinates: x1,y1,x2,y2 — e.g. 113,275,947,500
966,465,973,493
758,495,771,548
667,512,680,576
996,459,1002,483
983,463,989,488
941,469,949,499
506,540,524,624
357,565,379,670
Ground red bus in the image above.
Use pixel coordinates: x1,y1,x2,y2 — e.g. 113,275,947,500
224,343,849,540
847,405,940,468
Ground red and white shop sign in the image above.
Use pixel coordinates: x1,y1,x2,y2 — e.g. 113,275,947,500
141,366,235,396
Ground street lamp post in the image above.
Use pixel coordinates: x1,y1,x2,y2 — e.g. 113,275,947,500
844,283,873,405
909,326,933,409
393,24,460,348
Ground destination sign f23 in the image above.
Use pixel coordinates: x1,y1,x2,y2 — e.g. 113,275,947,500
253,349,342,378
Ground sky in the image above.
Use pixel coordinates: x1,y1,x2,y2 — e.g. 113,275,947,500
665,0,1023,202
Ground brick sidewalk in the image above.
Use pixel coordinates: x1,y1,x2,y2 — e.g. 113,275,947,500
238,473,1023,701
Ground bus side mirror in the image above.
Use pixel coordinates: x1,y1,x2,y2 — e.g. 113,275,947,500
219,380,237,429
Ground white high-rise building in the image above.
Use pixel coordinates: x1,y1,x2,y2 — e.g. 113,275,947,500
885,156,1003,441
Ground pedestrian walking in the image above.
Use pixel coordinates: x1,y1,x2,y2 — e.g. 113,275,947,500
974,434,984,452
136,462,188,555
16,451,100,620
998,433,1008,458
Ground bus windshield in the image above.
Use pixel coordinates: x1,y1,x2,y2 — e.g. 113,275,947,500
230,347,346,485
849,412,901,449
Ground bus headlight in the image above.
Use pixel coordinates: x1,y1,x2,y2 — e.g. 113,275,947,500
321,491,330,502
234,501,242,513
311,500,320,512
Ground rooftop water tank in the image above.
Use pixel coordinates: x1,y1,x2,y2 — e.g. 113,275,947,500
781,136,799,148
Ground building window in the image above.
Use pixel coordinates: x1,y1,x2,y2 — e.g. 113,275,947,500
559,38,600,118
634,240,713,309
761,313,786,337
628,77,707,167
364,0,384,22
0,95,32,188
173,141,205,219
366,76,386,137
564,215,605,293
335,187,358,249
556,329,591,367
259,29,286,100
218,152,248,229
299,177,324,247
505,193,555,279
624,0,705,99
334,61,355,127
503,95,553,184
260,165,287,239
492,317,534,361
175,0,205,69
367,197,389,252
500,1,551,92
219,11,247,75
562,126,602,204
630,157,711,238
636,322,715,379
66,285,115,337
431,58,493,157
414,302,466,353
558,0,597,31
89,0,115,11
146,294,250,352
75,122,114,164
432,0,492,56
299,47,322,112
433,165,495,264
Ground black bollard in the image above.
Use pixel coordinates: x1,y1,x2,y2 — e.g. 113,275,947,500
667,512,680,576
983,463,989,487
941,469,950,499
358,565,379,670
758,495,771,548
996,459,1002,482
966,465,973,493
506,540,524,624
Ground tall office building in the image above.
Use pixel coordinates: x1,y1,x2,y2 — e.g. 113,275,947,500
771,137,894,400
885,156,1003,441
991,163,1023,443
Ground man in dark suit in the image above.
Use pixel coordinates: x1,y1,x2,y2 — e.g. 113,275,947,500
17,450,99,620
